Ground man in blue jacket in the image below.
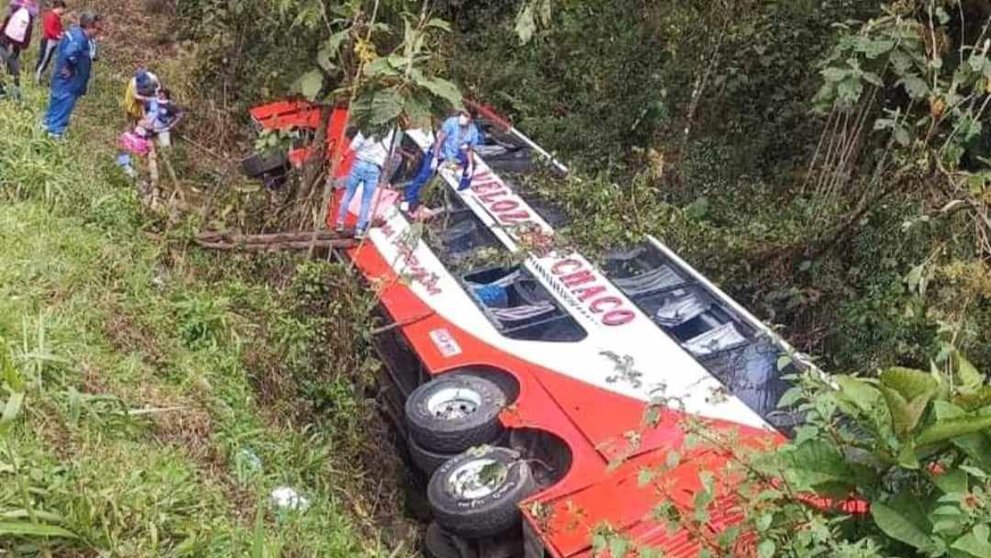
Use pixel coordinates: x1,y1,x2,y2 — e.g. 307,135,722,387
44,11,101,138
402,108,482,215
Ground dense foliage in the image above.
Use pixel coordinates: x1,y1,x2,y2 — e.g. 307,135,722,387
165,0,991,554
430,0,991,376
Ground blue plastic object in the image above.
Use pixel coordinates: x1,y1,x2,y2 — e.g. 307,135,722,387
473,284,508,307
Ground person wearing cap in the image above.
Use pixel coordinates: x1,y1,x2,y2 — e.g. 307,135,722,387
123,67,160,122
335,129,397,239
402,108,482,215
43,10,101,138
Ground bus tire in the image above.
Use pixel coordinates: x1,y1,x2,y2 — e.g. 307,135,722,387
427,446,536,539
409,435,458,476
406,374,506,454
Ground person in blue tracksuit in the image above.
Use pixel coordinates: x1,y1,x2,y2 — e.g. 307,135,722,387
43,11,101,138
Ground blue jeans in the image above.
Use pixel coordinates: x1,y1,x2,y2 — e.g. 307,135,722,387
403,146,470,211
45,91,80,136
337,159,381,231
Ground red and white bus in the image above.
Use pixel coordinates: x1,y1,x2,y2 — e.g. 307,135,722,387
249,102,807,557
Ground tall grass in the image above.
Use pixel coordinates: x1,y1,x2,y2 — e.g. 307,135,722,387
0,46,410,557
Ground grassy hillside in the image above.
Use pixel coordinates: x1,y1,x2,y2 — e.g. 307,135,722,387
0,22,411,558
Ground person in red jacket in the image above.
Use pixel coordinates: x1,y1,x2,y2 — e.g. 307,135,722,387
34,0,65,84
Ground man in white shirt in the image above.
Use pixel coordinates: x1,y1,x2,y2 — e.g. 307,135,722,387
335,129,396,238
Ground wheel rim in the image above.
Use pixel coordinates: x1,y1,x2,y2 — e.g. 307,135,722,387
426,387,482,420
447,458,507,500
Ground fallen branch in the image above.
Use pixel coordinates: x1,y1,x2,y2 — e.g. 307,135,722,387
369,311,436,336
196,228,359,251
195,238,355,252
197,230,345,243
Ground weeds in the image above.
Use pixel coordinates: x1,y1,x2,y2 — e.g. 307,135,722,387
0,34,412,558
0,326,79,552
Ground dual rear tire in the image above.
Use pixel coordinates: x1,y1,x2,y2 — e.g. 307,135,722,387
405,373,536,540
427,446,536,539
405,373,506,454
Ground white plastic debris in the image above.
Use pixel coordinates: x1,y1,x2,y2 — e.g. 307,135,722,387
269,486,310,512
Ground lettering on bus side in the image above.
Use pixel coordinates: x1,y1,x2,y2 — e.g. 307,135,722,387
550,259,636,326
469,172,534,226
463,170,636,326
380,220,442,296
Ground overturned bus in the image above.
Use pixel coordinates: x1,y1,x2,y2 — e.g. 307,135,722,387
248,100,807,557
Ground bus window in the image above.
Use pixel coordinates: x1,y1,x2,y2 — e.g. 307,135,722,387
604,243,803,433
427,203,502,266
463,266,586,343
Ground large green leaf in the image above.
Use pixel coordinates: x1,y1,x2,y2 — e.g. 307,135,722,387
879,368,939,440
363,57,400,79
835,376,883,409
413,75,462,109
896,442,920,469
834,375,892,437
368,88,403,126
0,521,78,539
783,439,856,491
936,400,967,420
956,387,991,412
324,30,348,59
294,70,325,101
316,30,348,73
954,353,985,392
898,75,931,99
836,78,864,105
952,525,991,558
891,492,932,532
916,415,991,447
934,469,969,494
880,384,931,440
952,432,991,470
403,90,434,130
857,38,896,59
870,502,937,553
881,367,939,401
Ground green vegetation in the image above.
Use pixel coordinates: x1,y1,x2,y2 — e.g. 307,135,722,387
0,50,407,556
606,349,991,557
6,0,991,555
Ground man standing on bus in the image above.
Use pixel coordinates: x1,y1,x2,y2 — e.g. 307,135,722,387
402,108,481,216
